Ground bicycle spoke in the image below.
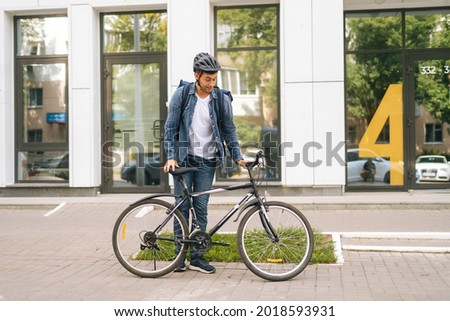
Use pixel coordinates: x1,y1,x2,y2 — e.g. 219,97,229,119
237,202,314,281
112,200,188,278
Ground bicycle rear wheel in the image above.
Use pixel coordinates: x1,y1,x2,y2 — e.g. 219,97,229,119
112,199,188,278
237,201,314,281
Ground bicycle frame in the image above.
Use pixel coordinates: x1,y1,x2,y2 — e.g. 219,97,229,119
151,152,279,245
170,172,261,238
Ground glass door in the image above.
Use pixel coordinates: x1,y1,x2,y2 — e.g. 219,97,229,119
103,55,167,193
406,52,450,189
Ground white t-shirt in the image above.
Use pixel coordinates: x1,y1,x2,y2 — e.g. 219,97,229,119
188,93,216,159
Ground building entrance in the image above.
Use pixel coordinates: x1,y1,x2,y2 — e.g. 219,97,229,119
102,55,168,193
100,11,168,193
405,51,450,189
345,9,450,191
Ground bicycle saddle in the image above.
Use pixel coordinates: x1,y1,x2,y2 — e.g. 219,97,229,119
169,167,199,176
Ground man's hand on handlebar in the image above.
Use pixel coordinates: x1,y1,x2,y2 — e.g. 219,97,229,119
237,151,264,169
236,159,249,169
163,159,179,173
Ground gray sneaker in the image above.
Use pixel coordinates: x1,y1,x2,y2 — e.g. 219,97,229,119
174,260,186,272
189,258,216,274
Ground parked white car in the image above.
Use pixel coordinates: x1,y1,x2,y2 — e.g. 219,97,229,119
415,155,450,182
347,148,392,183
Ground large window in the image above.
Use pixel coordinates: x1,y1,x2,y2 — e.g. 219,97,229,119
15,16,69,182
345,9,450,189
103,12,167,53
215,5,280,180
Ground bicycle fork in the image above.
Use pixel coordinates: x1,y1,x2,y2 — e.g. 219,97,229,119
258,203,280,242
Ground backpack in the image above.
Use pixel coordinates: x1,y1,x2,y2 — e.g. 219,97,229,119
177,79,233,131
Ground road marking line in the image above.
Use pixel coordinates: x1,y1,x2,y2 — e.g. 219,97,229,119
135,206,154,218
44,202,66,217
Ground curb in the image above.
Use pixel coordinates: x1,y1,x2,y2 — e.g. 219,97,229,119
293,203,450,210
2,202,449,211
337,231,450,254
0,204,57,210
342,245,450,253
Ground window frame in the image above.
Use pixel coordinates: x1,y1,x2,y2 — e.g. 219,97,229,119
214,4,281,182
14,15,69,183
424,123,443,144
28,87,44,108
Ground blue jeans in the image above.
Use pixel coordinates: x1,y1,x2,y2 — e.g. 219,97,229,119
174,154,217,260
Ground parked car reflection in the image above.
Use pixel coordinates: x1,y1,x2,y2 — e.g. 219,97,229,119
120,153,161,185
347,148,391,183
28,153,69,180
415,155,450,182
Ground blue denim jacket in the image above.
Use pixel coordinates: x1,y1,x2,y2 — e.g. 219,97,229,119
164,83,243,171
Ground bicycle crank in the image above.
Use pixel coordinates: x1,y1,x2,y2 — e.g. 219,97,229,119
189,231,212,254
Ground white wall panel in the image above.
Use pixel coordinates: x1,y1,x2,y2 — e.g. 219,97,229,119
70,89,95,186
0,0,38,8
69,5,100,187
93,0,166,7
168,0,210,91
283,0,312,83
0,11,14,186
283,83,314,186
312,0,344,82
41,0,167,9
312,82,345,185
38,0,83,6
0,11,5,187
70,5,91,89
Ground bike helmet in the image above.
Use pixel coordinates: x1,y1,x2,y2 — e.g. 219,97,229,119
193,52,221,72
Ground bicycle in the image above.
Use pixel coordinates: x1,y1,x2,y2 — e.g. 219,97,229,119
112,151,314,281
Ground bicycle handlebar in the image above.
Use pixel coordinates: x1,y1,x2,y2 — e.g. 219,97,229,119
245,150,264,170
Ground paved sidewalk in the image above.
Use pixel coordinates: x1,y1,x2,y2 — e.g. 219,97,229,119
0,201,449,301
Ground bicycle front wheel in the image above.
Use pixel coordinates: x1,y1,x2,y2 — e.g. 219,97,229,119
237,201,314,281
112,199,188,278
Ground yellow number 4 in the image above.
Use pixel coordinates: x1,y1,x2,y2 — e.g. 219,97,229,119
359,84,404,185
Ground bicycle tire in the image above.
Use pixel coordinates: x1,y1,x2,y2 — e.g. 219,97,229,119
237,201,314,281
112,199,188,278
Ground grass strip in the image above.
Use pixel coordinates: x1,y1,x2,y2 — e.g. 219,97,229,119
204,231,336,264
132,230,336,264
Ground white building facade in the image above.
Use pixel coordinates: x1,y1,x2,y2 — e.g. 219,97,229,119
1,0,449,196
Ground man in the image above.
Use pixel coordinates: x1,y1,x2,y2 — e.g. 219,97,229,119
164,52,247,273
360,158,376,182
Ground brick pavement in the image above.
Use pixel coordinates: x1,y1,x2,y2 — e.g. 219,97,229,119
0,203,449,301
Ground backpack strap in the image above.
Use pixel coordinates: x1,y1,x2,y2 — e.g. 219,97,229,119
178,79,193,115
213,86,233,131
